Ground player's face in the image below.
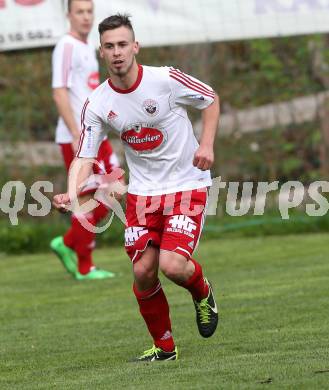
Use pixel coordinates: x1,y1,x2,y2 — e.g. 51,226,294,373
68,0,94,39
99,26,139,77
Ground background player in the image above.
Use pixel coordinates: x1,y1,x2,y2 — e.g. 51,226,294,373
53,14,220,359
50,0,120,280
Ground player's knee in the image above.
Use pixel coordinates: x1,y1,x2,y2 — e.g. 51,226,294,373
160,257,187,281
133,260,157,283
161,265,183,281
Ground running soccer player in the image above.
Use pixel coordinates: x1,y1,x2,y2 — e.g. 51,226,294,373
50,0,121,280
53,14,220,359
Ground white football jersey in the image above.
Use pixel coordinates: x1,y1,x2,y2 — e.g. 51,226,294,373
77,65,215,196
52,34,100,143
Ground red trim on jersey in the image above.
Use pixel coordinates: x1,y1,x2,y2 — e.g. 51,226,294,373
62,42,73,87
108,64,143,94
77,130,85,157
80,98,89,129
170,74,215,99
77,99,89,157
169,69,215,99
170,68,214,96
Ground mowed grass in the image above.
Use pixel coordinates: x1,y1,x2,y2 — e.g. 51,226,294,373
0,234,329,389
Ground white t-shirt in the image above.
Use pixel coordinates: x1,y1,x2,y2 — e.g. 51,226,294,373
52,34,99,144
77,65,215,196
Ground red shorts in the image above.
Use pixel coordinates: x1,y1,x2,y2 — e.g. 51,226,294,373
125,188,208,262
59,139,119,174
59,139,120,195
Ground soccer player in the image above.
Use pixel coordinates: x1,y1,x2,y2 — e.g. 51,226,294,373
50,0,121,280
53,14,220,360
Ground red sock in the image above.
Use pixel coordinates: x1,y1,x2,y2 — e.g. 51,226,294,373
63,204,108,275
179,258,209,301
63,226,74,249
92,203,109,224
133,280,175,352
68,214,96,275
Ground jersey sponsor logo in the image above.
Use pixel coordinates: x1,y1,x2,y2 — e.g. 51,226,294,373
107,110,118,121
88,72,100,90
142,99,159,116
166,215,197,238
125,227,148,246
121,124,166,153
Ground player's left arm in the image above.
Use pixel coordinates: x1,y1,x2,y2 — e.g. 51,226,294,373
193,93,220,171
168,67,220,171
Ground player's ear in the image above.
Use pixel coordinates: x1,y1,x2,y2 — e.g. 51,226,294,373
99,45,104,58
134,41,140,55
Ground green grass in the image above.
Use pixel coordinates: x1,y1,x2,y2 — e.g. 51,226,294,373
1,234,329,389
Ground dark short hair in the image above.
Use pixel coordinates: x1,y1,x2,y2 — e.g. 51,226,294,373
98,13,135,40
67,0,92,12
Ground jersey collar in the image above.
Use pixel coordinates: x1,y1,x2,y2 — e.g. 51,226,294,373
108,64,143,94
68,32,88,44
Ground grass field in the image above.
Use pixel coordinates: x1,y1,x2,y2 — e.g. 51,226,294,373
1,234,329,389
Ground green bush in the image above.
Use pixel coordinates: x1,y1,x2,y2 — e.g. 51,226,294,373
1,211,328,255
0,213,125,255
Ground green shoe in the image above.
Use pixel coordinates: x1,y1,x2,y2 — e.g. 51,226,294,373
134,345,178,362
74,268,115,281
50,236,77,276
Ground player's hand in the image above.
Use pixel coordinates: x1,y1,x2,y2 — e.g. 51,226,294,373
53,193,71,213
193,145,214,171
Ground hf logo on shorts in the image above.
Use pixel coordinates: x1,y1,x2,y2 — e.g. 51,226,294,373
166,215,197,238
125,227,148,246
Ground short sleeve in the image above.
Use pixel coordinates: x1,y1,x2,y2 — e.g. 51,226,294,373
76,99,106,158
52,40,74,89
168,67,215,109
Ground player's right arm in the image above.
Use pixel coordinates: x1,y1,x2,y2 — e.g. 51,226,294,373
53,99,106,211
53,156,94,212
52,88,81,152
52,40,80,152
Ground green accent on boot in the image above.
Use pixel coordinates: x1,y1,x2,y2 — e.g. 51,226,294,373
135,345,178,362
193,278,219,338
74,268,115,281
50,236,77,276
